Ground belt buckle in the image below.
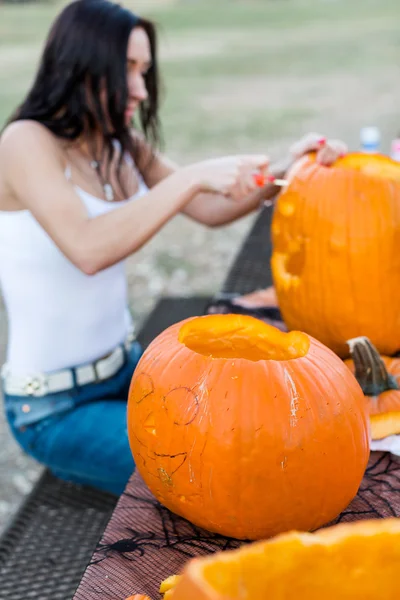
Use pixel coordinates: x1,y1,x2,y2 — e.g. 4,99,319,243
23,373,48,397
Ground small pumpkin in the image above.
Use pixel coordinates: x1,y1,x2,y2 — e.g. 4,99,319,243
127,313,370,540
271,152,400,358
164,518,400,600
345,336,400,440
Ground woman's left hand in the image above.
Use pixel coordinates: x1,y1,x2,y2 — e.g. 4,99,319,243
316,138,348,166
289,133,348,166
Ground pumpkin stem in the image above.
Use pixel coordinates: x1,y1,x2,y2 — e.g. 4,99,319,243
347,336,399,396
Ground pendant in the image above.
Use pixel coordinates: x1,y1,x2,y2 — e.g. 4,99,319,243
104,183,114,202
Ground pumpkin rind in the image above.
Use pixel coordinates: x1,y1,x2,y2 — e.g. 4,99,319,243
128,314,370,540
271,152,400,358
166,518,400,600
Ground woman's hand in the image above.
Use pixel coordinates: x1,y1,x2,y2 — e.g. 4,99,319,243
315,139,348,166
182,154,269,201
289,133,348,166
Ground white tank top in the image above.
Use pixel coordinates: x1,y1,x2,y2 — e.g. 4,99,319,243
0,158,148,375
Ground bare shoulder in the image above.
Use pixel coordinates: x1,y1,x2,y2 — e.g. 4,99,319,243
0,120,64,171
0,121,67,211
1,120,59,151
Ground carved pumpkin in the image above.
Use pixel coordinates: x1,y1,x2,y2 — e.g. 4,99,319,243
127,314,370,540
271,152,400,358
163,518,400,600
345,336,400,440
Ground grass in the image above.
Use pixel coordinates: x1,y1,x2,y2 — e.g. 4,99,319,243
1,0,399,160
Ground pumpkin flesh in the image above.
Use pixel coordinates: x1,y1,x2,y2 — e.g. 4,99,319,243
178,313,309,361
271,152,400,358
166,518,400,600
128,314,370,540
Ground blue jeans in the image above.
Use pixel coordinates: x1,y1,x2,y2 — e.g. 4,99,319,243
2,342,143,496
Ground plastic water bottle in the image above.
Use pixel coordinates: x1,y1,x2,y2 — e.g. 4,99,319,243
360,126,381,153
390,136,400,162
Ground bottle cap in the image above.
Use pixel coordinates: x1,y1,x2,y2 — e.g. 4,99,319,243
360,126,381,153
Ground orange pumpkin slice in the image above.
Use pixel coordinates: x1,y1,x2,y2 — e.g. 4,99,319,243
160,576,182,595
160,578,181,599
346,336,400,439
165,518,400,600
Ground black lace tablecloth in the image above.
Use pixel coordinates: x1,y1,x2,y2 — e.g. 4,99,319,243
73,451,400,600
74,286,400,600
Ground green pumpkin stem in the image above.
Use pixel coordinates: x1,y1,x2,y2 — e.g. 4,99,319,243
347,336,399,396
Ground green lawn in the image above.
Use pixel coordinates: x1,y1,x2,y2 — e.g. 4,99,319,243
1,0,399,160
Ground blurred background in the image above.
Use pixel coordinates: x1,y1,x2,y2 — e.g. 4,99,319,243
0,0,399,532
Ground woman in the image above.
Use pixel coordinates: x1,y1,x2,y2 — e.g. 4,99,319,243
0,0,346,495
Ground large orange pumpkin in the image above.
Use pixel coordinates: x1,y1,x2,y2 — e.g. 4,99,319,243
127,314,370,540
345,336,400,440
271,152,400,358
162,518,400,600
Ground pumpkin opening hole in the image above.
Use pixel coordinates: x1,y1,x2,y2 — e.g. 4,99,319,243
285,246,305,277
178,314,310,361
143,412,156,435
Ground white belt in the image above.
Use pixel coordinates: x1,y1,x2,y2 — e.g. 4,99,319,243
1,334,135,398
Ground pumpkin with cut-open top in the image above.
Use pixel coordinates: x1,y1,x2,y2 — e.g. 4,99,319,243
271,152,400,358
127,314,369,540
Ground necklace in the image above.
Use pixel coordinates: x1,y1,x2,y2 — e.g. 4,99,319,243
90,159,115,202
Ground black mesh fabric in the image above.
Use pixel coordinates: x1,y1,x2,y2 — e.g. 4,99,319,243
221,204,274,294
136,296,211,349
0,470,117,600
73,453,400,600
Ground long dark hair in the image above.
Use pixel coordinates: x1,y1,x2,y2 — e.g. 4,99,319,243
8,0,162,181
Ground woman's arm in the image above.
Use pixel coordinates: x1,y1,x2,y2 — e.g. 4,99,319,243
179,156,292,228
0,122,199,275
136,138,271,227
1,122,268,274
139,134,348,228
183,135,349,226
